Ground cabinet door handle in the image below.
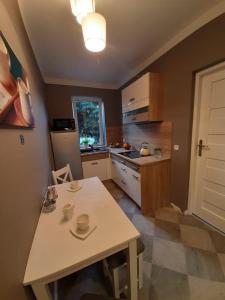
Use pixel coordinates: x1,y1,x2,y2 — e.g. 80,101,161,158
121,179,126,185
127,98,135,106
132,166,139,172
91,162,98,165
119,160,125,165
132,174,139,180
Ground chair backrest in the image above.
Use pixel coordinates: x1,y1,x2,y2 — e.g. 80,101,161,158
52,164,73,185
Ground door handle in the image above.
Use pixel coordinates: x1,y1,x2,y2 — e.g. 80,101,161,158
91,162,98,165
197,139,209,156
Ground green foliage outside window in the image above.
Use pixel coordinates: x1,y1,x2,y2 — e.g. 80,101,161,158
75,100,101,146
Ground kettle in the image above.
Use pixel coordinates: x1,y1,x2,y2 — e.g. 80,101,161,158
140,142,150,156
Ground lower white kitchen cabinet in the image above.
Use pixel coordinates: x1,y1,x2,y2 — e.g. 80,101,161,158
110,153,171,215
127,167,141,206
111,158,141,207
82,158,110,181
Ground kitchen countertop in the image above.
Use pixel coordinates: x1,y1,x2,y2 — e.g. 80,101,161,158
109,148,171,166
80,148,109,157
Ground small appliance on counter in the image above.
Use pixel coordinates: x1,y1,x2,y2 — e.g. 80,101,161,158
52,118,75,131
140,142,150,156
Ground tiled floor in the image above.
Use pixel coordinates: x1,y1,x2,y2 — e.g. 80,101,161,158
58,180,225,300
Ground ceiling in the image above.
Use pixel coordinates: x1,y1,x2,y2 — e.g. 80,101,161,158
19,0,225,89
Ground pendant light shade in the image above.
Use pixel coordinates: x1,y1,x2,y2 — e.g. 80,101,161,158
82,13,106,52
70,0,95,24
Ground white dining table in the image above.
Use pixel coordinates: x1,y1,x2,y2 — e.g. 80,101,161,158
23,177,140,300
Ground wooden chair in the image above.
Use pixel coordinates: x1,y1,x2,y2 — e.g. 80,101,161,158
52,164,73,185
103,237,144,298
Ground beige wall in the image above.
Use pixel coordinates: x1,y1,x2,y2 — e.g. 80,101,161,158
45,84,123,144
0,1,51,299
121,14,225,211
45,84,122,127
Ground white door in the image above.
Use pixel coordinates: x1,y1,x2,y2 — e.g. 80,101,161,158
189,61,225,233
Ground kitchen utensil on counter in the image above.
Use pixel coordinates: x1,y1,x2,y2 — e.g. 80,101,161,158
154,147,162,158
109,142,121,148
140,142,150,156
123,143,131,150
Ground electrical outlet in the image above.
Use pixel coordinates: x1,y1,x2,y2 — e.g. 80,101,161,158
174,144,179,150
20,134,25,145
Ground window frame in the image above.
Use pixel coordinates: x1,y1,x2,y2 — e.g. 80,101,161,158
72,96,107,147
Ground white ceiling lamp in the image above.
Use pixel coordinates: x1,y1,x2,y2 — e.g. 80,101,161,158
70,0,95,24
82,12,106,52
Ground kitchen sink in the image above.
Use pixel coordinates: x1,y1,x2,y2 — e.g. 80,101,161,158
80,147,108,154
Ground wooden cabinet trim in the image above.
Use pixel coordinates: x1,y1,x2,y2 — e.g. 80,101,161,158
81,152,109,162
140,160,171,216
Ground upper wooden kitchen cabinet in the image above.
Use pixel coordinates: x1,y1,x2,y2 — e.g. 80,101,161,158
122,72,162,124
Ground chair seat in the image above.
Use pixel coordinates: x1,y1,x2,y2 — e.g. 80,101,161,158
107,237,144,269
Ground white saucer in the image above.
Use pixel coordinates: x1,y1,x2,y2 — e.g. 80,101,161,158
70,216,97,240
67,185,82,192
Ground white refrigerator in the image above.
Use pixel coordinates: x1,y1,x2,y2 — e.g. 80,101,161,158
50,131,83,180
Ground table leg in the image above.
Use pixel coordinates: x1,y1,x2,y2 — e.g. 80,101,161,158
32,283,52,300
53,281,58,300
128,239,138,300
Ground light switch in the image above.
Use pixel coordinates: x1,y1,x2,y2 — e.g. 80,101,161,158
20,134,25,145
174,145,179,151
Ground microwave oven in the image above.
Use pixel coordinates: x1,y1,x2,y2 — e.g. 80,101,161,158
52,119,76,131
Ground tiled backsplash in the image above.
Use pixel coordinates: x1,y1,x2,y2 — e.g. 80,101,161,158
123,121,172,155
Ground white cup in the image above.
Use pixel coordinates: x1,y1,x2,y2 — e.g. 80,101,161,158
70,180,78,190
76,214,89,232
62,203,74,220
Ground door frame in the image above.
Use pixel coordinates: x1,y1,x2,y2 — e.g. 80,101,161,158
188,60,225,214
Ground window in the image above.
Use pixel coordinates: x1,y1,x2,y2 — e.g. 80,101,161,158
72,97,106,147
